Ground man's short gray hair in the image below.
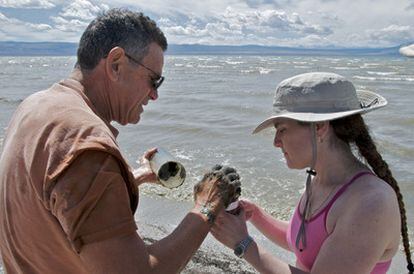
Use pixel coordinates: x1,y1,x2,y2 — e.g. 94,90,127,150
77,8,167,70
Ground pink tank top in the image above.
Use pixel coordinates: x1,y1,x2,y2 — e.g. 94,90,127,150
286,171,392,273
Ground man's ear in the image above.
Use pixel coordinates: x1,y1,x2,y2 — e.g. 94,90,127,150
105,47,125,81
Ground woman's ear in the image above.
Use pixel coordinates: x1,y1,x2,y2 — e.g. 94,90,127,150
105,47,125,81
315,121,330,142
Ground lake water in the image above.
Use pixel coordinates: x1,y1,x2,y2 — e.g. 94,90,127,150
0,55,413,272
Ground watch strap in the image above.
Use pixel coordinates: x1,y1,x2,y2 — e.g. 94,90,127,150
234,235,254,258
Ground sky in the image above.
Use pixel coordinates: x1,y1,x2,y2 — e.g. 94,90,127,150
0,0,413,48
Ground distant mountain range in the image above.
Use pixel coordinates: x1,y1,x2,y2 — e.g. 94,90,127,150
0,41,402,56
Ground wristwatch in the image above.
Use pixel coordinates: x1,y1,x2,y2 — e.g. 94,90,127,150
234,235,254,258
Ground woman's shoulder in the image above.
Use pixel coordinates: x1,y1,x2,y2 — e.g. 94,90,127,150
323,171,401,268
348,172,398,204
328,171,400,228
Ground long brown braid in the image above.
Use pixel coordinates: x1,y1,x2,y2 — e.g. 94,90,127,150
331,114,414,273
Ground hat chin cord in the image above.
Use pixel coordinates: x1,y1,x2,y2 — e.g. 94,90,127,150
296,123,318,252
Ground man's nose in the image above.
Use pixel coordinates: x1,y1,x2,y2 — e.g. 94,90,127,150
149,88,158,100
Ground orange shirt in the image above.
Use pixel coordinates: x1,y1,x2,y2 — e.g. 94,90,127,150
0,79,138,273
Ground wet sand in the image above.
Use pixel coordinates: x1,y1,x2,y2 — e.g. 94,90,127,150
137,195,406,273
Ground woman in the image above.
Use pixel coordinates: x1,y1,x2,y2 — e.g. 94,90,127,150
211,72,413,274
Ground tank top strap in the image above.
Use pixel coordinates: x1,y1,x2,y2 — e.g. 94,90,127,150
323,171,374,214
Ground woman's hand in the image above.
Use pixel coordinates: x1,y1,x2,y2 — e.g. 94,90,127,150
210,208,249,250
133,148,159,186
240,199,258,221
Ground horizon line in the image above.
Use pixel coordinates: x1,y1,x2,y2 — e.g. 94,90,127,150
0,40,405,50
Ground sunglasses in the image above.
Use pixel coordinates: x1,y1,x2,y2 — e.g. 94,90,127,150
125,53,165,90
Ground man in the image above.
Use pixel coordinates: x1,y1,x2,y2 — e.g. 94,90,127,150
0,9,235,273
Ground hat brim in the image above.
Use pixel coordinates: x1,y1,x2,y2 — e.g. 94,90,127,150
253,89,387,134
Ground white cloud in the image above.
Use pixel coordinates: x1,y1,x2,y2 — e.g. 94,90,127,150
242,0,282,8
295,34,332,47
50,0,109,33
158,7,333,46
51,16,89,32
108,0,251,19
0,0,413,47
0,11,10,22
0,0,56,9
367,25,414,45
0,11,52,31
0,0,109,35
59,0,109,21
0,1,109,40
27,22,52,31
0,11,65,41
250,10,293,30
406,2,414,10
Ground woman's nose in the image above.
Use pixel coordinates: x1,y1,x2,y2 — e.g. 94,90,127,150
273,133,282,148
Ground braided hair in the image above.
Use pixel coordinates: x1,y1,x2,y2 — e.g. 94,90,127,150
331,114,413,273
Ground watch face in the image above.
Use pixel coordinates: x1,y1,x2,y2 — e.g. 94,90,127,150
234,235,253,258
234,246,244,257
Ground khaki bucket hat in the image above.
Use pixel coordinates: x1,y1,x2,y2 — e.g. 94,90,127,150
253,72,387,134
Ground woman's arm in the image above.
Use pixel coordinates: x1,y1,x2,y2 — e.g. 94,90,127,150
211,209,307,274
242,200,291,250
212,182,398,274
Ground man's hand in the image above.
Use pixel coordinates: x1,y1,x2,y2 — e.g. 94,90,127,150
193,165,242,223
133,148,158,187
